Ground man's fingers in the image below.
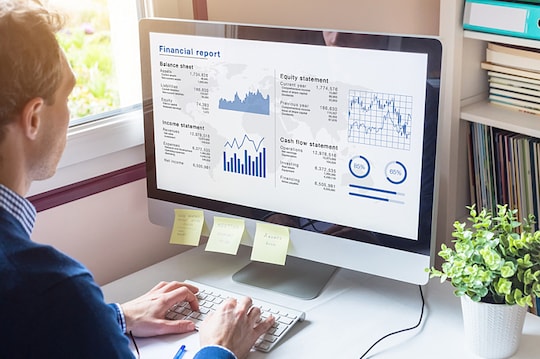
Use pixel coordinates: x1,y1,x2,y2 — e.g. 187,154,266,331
236,297,253,313
246,305,261,320
162,286,200,313
254,315,275,336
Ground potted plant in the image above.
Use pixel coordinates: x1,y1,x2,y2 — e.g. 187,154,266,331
428,204,540,359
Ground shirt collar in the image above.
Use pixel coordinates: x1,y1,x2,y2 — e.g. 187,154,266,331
0,184,36,236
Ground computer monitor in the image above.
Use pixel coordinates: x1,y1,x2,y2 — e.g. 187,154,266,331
139,18,442,299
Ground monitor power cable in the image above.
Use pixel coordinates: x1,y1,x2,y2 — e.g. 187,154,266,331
358,284,425,359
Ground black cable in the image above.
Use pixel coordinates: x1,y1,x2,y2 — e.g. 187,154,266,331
129,331,140,359
359,285,425,359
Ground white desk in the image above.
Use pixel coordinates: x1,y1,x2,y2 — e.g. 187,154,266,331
102,246,540,358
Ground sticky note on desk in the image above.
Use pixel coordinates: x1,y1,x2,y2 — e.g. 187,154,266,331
205,216,245,255
250,222,289,266
169,209,205,246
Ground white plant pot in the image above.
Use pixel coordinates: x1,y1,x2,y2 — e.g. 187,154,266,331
460,295,527,359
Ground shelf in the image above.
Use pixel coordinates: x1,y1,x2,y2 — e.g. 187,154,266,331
464,30,540,49
461,100,540,138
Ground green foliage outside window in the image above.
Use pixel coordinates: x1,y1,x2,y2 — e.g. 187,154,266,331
57,30,119,119
53,0,119,120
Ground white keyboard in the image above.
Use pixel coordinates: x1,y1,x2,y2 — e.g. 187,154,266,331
165,280,305,352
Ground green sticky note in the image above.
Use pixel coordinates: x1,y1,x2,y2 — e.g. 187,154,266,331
250,222,290,266
169,209,205,246
205,216,245,255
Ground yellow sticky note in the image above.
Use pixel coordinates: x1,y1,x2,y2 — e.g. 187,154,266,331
205,217,245,255
169,209,205,246
250,222,290,266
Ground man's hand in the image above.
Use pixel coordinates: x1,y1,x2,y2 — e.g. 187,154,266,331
121,281,199,337
198,297,275,359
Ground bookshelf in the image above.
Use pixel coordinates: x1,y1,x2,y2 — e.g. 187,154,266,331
464,20,540,315
433,0,540,255
458,14,540,218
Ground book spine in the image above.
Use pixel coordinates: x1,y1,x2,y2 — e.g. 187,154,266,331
468,126,540,228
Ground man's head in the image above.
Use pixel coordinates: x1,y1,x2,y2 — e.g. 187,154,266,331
0,0,75,191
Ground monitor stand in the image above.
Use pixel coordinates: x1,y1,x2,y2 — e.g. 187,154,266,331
232,257,337,300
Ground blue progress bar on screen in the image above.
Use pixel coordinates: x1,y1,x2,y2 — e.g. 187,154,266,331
348,184,405,204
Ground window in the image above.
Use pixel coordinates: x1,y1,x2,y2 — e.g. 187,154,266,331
49,0,142,126
28,0,146,197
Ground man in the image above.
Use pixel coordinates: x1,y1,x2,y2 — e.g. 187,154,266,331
0,1,274,358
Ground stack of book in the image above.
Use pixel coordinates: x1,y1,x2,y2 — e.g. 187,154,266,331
481,42,540,115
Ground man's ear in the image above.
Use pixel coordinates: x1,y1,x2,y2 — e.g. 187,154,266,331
20,97,44,140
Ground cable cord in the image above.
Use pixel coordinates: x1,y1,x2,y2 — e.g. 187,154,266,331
359,285,425,359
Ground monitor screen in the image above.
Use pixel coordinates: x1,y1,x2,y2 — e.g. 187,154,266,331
139,18,442,296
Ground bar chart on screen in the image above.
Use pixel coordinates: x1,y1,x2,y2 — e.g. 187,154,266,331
223,134,267,178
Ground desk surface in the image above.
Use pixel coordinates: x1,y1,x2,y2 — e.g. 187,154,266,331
102,246,540,358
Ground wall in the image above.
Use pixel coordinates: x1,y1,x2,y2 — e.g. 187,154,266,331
155,0,439,36
150,0,193,18
32,178,189,285
206,0,439,35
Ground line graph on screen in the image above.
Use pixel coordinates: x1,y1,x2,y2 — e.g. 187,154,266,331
347,90,413,150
